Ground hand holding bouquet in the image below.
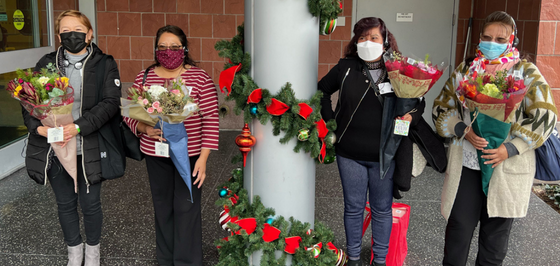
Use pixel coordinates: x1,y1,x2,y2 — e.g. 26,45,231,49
6,65,79,191
456,70,528,195
121,78,199,202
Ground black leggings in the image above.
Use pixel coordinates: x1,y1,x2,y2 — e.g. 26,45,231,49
443,167,514,266
48,156,102,247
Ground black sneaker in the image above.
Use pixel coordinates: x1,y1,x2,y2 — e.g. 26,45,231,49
347,259,362,266
371,262,386,266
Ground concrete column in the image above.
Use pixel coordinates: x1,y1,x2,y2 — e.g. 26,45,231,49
244,0,319,264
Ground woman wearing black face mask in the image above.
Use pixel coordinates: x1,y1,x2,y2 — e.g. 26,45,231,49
123,25,219,265
22,10,121,266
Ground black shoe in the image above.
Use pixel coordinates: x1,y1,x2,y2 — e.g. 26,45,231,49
371,262,386,266
347,259,362,266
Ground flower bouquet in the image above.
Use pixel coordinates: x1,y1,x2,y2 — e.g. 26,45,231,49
121,78,198,201
384,52,448,98
6,65,79,191
456,70,529,195
379,52,448,179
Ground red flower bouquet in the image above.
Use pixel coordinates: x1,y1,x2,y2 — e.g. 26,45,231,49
457,70,527,122
384,52,448,98
456,70,528,195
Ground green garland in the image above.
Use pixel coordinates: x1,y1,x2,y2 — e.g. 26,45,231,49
308,0,343,22
215,168,340,266
215,25,337,164
213,3,344,264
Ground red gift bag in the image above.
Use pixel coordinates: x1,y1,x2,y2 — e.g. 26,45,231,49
363,202,411,266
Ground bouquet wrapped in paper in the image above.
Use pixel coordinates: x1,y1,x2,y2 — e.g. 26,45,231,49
456,70,529,195
121,78,198,201
6,66,78,191
384,52,448,98
378,52,448,178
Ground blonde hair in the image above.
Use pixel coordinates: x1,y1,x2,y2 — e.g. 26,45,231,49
55,10,94,41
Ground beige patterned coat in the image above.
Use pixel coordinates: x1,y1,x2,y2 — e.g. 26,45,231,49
432,60,558,219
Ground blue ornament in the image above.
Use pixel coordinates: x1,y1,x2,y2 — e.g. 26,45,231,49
249,104,258,115
219,188,228,197
265,217,275,225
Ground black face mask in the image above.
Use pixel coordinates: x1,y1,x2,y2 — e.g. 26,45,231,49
60,31,88,53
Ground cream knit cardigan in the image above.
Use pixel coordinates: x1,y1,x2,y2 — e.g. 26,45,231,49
432,60,558,219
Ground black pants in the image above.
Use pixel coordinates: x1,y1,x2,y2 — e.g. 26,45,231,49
145,155,202,266
48,156,102,247
443,167,514,266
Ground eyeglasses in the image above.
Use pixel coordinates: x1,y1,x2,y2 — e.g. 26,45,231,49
156,45,183,51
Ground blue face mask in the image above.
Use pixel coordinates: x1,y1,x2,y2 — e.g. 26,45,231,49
478,41,508,60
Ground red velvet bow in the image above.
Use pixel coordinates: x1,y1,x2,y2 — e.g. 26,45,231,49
284,236,302,254
315,119,328,163
218,64,242,96
327,242,338,253
298,103,313,120
247,88,263,104
234,218,257,235
266,98,290,116
262,224,281,243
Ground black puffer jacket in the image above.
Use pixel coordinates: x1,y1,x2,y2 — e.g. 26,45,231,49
22,43,121,186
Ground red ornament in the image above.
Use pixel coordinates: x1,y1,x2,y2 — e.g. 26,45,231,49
266,98,290,116
298,103,313,120
219,63,242,96
235,123,256,167
262,224,281,242
247,88,263,103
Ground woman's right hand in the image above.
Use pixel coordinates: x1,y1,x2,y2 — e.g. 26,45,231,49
464,126,488,150
138,122,166,142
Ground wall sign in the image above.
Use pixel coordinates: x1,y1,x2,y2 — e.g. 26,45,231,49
396,13,413,22
13,9,24,30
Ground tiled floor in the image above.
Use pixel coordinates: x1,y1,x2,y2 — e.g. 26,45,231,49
1,131,559,265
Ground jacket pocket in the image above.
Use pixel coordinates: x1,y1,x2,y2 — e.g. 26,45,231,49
502,150,534,174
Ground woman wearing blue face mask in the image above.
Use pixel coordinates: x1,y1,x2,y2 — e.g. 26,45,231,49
432,11,557,266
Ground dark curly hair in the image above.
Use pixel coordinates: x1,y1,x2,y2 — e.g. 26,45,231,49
147,25,197,70
344,17,400,58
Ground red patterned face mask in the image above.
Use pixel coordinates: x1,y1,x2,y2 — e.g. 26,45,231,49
156,49,185,70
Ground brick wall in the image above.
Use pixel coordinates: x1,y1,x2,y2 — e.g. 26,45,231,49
456,0,541,68
536,0,560,118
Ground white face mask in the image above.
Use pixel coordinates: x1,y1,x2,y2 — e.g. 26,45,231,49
357,41,384,61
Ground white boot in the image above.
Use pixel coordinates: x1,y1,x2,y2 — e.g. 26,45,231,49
84,243,100,266
67,243,83,266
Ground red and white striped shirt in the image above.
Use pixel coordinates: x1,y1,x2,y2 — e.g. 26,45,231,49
124,67,219,157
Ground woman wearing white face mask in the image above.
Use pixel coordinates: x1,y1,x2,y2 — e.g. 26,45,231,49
433,11,557,265
318,17,426,266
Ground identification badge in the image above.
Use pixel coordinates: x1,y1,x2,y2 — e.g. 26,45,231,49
407,58,416,65
47,127,64,143
394,119,410,136
155,142,169,157
513,70,523,80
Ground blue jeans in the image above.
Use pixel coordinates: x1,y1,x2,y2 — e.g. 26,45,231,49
337,155,395,263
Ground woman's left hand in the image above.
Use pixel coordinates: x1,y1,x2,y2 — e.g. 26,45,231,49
396,113,412,122
481,144,509,168
193,157,207,188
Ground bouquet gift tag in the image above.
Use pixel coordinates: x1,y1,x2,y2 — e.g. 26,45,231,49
47,127,64,143
394,119,410,136
155,142,170,157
